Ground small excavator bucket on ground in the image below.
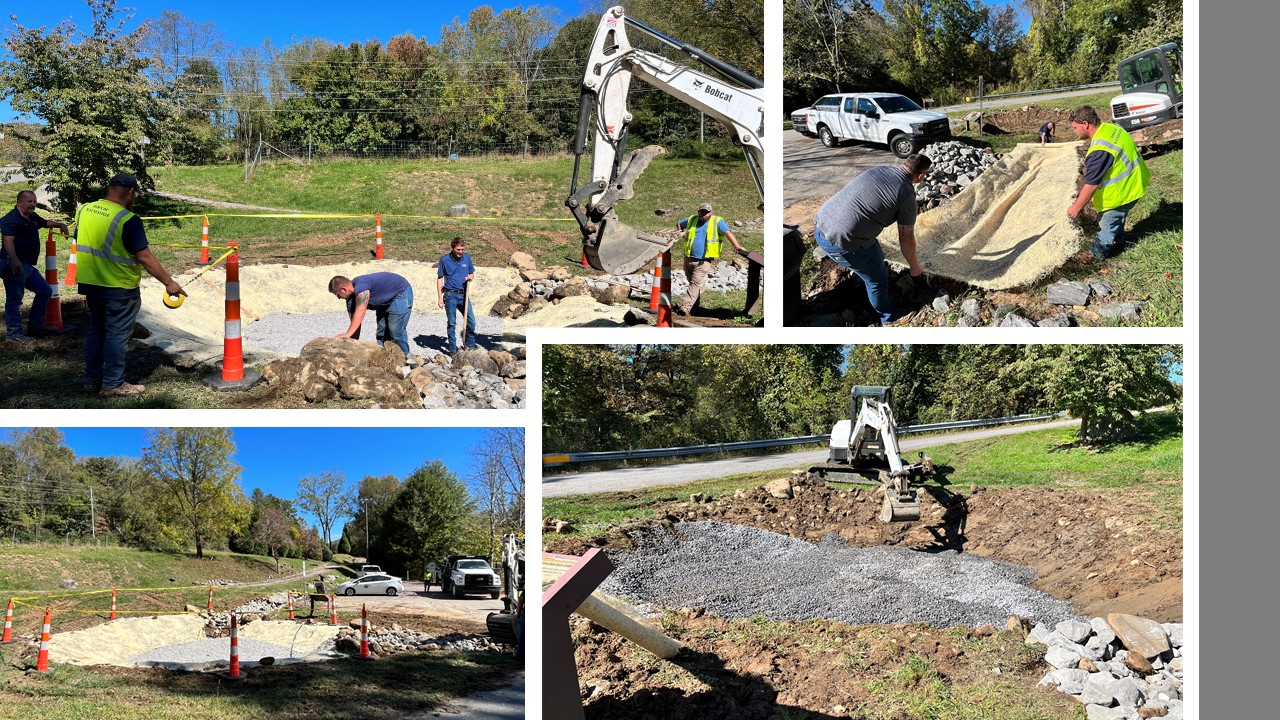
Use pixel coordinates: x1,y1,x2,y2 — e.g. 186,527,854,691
881,490,921,522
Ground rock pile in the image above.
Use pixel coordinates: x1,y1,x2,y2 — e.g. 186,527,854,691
261,337,526,409
983,105,1071,135
333,623,505,656
491,249,756,319
916,140,1002,209
1031,613,1184,719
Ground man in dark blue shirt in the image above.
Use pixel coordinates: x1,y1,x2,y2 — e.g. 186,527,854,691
436,237,477,354
1,190,69,340
328,271,414,359
1039,121,1056,147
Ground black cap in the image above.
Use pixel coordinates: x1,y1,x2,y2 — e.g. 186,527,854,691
107,173,139,189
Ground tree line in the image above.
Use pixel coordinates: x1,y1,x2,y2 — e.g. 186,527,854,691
784,0,1183,111
542,344,1182,456
0,427,524,579
1,0,763,210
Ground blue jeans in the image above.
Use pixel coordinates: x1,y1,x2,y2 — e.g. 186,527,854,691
443,289,476,353
814,229,898,325
1093,199,1139,259
2,262,51,337
84,292,141,389
350,287,413,357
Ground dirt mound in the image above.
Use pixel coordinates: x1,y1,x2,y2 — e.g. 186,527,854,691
983,105,1072,135
546,482,1181,623
571,613,1077,720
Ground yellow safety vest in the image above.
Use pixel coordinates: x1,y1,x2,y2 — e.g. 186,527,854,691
74,199,141,289
682,215,723,259
1087,123,1149,212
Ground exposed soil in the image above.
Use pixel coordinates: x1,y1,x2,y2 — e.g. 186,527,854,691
546,482,1182,623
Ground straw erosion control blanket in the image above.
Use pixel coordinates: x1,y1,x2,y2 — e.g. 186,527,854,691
877,142,1086,290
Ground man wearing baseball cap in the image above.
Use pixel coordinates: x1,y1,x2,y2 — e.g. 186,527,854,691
675,202,746,316
75,173,184,397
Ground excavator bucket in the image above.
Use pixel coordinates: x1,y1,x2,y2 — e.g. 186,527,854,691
881,491,921,522
584,212,675,275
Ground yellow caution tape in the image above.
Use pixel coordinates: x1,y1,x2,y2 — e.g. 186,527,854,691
149,243,233,249
142,212,571,222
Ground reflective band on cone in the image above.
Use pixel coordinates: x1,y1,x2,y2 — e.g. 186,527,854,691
226,612,241,679
199,216,210,265
35,608,51,672
649,254,662,311
287,591,294,620
656,250,673,327
359,604,371,659
329,595,338,626
43,229,63,331
64,235,77,286
375,211,384,259
110,588,117,621
2,598,14,643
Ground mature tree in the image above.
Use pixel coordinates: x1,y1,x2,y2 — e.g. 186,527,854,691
140,428,246,558
351,474,401,558
5,429,82,541
296,469,350,549
1,0,160,209
468,428,525,557
81,455,161,547
251,506,293,573
375,461,473,581
1014,345,1179,443
298,526,325,561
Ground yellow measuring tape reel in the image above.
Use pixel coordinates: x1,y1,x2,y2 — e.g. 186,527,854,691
159,246,237,310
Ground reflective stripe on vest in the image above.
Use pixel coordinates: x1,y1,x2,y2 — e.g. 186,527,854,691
1088,123,1149,212
75,200,142,289
682,215,722,259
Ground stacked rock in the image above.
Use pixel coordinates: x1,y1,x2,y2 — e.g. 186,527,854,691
1032,613,1184,719
916,140,1002,209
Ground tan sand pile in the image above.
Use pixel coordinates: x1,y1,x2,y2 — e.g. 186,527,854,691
135,260,522,364
876,142,1086,289
47,615,340,667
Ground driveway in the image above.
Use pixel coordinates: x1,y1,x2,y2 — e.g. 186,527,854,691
783,128,898,206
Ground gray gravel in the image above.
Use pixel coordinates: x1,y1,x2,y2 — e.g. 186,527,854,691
131,636,313,665
243,311,507,356
600,522,1078,627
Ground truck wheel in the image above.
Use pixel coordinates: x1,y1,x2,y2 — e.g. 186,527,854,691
453,585,464,598
890,134,915,158
819,126,838,148
490,591,501,600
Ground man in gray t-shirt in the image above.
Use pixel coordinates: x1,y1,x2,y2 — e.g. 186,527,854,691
813,154,932,324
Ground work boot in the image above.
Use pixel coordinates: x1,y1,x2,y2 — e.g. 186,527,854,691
99,382,146,397
83,378,103,394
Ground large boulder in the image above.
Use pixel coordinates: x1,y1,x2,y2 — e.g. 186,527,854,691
552,277,592,299
338,367,410,402
452,349,500,375
546,266,573,281
509,252,537,271
490,295,526,319
592,283,632,305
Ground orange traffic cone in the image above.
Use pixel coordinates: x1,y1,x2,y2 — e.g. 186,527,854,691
329,595,338,626
35,608,51,672
43,229,64,331
225,612,241,680
2,598,14,643
207,584,213,612
359,604,371,659
287,591,294,621
656,249,673,327
110,588,117,621
649,254,662,311
374,212,384,259
199,215,210,265
64,233,77,286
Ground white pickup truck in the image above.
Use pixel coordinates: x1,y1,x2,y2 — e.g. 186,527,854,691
802,92,951,158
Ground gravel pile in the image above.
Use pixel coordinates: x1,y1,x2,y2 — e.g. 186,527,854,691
362,628,503,655
600,522,1077,627
244,311,507,358
593,259,756,299
916,140,1002,209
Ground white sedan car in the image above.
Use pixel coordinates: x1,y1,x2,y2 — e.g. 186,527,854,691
337,574,404,596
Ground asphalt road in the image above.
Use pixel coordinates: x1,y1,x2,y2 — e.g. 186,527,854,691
783,128,899,206
325,585,502,630
542,417,1082,498
938,85,1120,113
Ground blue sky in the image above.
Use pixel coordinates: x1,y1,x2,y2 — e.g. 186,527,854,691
1,0,589,122
43,426,520,529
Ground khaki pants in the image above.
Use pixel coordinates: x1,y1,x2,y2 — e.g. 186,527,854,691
682,258,714,312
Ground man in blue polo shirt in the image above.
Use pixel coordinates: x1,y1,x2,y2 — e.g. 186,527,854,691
2,190,69,341
328,271,414,358
436,237,477,354
675,202,746,315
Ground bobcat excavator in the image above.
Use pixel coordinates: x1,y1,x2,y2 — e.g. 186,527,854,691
485,533,524,647
809,386,934,522
566,5,765,275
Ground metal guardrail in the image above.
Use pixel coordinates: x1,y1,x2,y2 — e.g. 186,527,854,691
543,412,1064,466
961,81,1120,104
